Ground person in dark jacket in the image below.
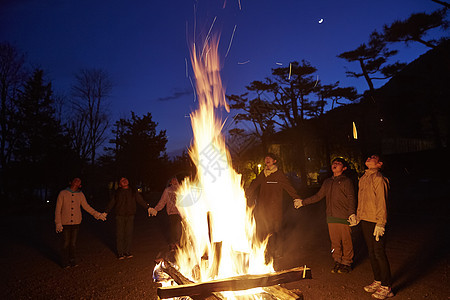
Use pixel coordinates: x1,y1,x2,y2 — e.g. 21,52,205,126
246,153,301,262
294,157,356,273
104,177,152,259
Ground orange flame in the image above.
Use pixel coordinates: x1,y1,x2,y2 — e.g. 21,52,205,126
173,35,273,292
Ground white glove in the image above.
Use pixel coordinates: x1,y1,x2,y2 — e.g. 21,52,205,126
293,199,303,209
148,207,158,217
347,214,358,226
97,212,107,221
373,225,385,241
56,223,63,233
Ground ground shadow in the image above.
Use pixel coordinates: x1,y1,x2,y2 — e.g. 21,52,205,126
390,217,449,294
4,211,61,267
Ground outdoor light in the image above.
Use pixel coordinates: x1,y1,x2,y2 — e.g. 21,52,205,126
257,163,262,172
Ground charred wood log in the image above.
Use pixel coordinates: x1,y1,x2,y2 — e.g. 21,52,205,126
263,285,303,300
159,260,224,300
157,266,311,299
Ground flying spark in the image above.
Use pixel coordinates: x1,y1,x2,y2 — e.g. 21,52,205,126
238,60,250,64
275,62,283,65
225,25,237,57
313,75,319,87
201,16,217,58
288,63,292,80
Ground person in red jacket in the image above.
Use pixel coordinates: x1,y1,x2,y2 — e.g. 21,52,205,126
54,177,105,268
246,153,301,262
294,157,356,274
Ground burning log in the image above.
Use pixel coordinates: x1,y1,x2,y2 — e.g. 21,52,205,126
262,286,303,300
159,259,224,300
157,265,311,299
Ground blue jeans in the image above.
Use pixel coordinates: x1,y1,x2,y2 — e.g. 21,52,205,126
115,215,134,255
361,220,392,286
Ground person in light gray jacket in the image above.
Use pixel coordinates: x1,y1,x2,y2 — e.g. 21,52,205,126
55,177,105,268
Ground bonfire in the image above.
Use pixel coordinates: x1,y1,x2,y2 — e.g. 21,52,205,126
153,35,310,300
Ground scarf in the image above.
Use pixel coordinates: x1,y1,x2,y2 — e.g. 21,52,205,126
264,165,278,177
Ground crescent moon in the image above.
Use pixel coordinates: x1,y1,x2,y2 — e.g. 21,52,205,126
319,18,324,24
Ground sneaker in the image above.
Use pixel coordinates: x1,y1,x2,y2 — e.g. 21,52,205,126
118,254,125,260
364,280,381,293
338,264,351,273
124,253,133,259
372,286,394,299
331,262,341,273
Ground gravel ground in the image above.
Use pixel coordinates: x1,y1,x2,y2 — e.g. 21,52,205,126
1,180,449,300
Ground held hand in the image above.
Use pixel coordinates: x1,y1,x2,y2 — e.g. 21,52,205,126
373,225,385,241
347,214,358,226
97,212,107,221
56,224,63,233
148,207,158,217
293,199,303,209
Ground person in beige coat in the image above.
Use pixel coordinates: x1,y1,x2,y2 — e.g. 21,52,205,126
350,155,394,299
55,177,105,268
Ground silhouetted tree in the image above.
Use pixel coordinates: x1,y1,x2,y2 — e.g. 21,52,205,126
337,31,406,95
227,92,276,150
0,42,27,200
318,83,359,111
13,69,73,202
431,0,450,9
383,9,449,49
70,68,112,165
107,112,168,190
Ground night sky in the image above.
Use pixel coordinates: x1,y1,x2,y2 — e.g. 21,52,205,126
0,0,443,155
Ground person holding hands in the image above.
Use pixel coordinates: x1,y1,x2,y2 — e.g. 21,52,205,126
349,154,393,299
54,177,106,268
294,157,356,274
104,177,152,259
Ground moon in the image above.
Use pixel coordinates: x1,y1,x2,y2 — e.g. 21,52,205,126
319,18,324,24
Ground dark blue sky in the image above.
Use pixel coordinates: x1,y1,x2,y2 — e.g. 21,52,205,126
1,0,444,155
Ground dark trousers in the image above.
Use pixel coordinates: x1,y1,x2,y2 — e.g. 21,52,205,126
116,215,134,255
361,220,392,286
168,214,182,245
61,224,80,266
254,210,282,261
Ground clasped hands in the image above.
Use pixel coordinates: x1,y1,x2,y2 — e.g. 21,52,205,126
293,199,303,209
148,207,158,217
96,212,107,221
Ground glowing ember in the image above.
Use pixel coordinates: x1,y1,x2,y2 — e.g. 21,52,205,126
352,121,358,140
164,35,274,297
